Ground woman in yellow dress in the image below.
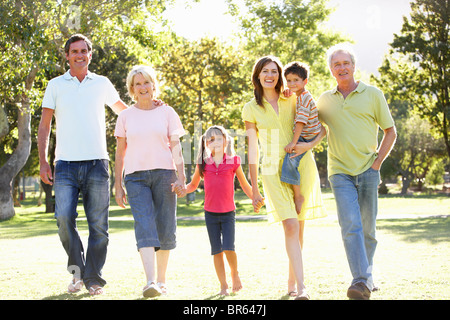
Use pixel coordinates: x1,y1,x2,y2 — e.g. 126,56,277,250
242,56,326,300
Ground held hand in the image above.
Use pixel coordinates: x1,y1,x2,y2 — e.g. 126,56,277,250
39,162,53,185
252,192,265,213
284,142,296,153
114,185,127,208
253,198,265,213
171,179,187,197
289,141,309,158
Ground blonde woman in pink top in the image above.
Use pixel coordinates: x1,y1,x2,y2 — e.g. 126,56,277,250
114,65,186,298
178,125,263,296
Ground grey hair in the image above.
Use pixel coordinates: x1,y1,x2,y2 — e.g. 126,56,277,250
326,43,357,69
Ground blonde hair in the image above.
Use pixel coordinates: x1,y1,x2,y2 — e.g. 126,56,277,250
126,65,160,101
196,125,235,178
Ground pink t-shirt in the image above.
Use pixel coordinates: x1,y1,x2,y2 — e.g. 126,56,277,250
114,105,185,175
203,155,241,213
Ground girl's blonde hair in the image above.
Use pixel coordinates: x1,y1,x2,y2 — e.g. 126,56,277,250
196,125,235,178
126,65,160,101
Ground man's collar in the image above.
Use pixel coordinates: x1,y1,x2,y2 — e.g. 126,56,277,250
63,70,93,80
332,81,367,94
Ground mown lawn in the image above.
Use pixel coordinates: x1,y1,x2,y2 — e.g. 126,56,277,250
0,190,448,301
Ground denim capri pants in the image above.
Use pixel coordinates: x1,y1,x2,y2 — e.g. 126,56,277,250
281,134,318,186
124,169,177,251
204,210,236,255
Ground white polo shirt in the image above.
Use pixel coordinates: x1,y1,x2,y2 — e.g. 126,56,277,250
42,70,120,161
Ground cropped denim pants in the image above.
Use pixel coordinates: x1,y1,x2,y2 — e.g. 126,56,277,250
329,167,380,291
54,159,110,288
280,135,317,186
124,169,177,251
204,210,236,255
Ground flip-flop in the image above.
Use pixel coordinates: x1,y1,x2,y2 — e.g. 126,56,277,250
89,286,103,296
288,291,298,297
68,279,83,293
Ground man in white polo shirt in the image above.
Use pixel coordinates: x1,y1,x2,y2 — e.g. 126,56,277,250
38,34,127,296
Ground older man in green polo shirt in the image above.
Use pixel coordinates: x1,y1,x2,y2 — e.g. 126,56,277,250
317,43,397,300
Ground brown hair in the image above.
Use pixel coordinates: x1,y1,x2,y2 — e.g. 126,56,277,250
251,56,285,108
64,34,92,55
284,61,310,80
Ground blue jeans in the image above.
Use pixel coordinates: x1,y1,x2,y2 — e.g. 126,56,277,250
54,159,110,288
204,211,236,255
124,169,177,251
329,167,380,291
280,135,317,186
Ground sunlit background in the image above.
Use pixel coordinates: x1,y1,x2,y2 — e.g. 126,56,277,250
163,0,412,75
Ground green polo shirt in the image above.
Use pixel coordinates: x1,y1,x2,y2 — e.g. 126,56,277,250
317,81,394,177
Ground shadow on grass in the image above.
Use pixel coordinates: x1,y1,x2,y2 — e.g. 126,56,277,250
0,218,58,239
42,292,91,300
377,216,450,244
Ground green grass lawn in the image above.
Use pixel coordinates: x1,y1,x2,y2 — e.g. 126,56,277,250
0,190,449,300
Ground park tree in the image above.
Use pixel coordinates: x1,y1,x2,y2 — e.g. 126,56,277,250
0,0,172,220
158,36,249,180
389,0,450,159
158,37,248,133
226,0,348,97
374,57,447,194
391,113,445,194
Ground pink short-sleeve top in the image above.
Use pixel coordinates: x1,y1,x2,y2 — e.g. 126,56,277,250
203,154,241,213
114,105,185,175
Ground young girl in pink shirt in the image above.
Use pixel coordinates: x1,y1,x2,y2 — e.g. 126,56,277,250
178,125,263,296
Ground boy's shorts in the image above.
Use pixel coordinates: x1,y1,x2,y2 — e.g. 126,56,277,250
280,134,318,186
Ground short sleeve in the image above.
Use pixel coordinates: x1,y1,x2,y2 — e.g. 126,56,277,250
42,80,56,110
233,155,241,173
114,113,126,138
374,89,395,130
167,106,185,138
242,102,256,123
295,94,312,125
104,78,121,107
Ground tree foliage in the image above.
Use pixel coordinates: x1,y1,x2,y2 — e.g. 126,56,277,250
226,0,348,96
158,37,249,133
389,0,450,159
0,0,172,219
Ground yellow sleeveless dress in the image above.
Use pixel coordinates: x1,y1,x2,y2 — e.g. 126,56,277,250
242,94,326,223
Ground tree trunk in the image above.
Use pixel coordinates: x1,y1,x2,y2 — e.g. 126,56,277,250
401,175,411,195
0,68,36,220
